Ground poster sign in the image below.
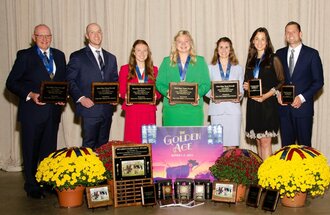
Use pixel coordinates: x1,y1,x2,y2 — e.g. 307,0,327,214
147,126,223,181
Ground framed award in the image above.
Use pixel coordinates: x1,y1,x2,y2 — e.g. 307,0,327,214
248,79,262,98
86,185,113,208
127,83,155,105
141,185,157,206
212,80,239,102
194,184,205,201
246,185,263,208
91,82,119,104
39,81,68,103
261,189,280,212
162,185,173,200
281,85,295,104
212,181,237,203
169,82,198,104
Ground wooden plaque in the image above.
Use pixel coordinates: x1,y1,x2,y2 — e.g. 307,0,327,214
40,81,68,103
248,79,262,98
261,189,280,212
141,185,157,206
212,181,237,203
127,83,155,105
169,82,198,104
246,185,263,208
212,80,239,102
86,185,113,208
281,85,295,104
91,82,119,104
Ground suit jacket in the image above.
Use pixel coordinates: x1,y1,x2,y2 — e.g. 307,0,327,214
66,46,118,118
6,45,66,123
276,44,324,117
207,64,244,116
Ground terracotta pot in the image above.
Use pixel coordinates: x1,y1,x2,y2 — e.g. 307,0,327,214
107,179,114,199
236,184,247,202
281,192,307,207
56,186,85,208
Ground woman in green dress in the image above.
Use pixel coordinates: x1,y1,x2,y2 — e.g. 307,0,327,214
156,30,210,126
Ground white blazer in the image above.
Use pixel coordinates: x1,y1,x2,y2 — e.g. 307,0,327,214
207,63,244,115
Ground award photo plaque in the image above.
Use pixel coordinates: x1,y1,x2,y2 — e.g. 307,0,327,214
40,81,68,103
86,185,113,209
212,80,239,102
141,185,157,206
169,82,198,104
248,79,262,98
281,85,295,104
246,185,263,208
127,83,155,105
92,82,119,104
194,184,205,201
212,181,237,203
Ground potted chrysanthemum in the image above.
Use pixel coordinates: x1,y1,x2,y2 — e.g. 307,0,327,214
209,148,263,201
258,145,330,207
36,147,106,207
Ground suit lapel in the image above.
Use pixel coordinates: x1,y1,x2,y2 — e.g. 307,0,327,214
85,46,101,71
292,45,306,77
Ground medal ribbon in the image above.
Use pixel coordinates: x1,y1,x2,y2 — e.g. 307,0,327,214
177,55,191,81
218,58,231,80
36,46,54,74
252,54,264,78
135,65,148,83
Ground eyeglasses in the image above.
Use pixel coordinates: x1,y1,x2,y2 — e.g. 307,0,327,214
34,34,52,39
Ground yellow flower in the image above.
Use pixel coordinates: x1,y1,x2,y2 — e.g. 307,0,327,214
258,145,330,198
36,147,106,191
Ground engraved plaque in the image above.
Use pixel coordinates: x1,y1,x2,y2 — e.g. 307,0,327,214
281,85,295,104
40,81,68,103
212,80,239,102
91,82,119,104
127,83,155,104
248,79,262,98
169,82,198,104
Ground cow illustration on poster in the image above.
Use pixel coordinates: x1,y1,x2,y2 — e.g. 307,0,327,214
148,126,223,181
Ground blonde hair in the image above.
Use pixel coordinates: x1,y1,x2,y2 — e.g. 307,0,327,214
170,30,197,66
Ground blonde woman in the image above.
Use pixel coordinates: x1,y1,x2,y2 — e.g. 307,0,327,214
156,30,210,126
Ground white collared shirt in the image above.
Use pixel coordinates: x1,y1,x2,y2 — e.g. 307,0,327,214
287,43,302,69
88,44,104,69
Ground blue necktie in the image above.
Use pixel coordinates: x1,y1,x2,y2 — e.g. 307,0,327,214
96,50,105,79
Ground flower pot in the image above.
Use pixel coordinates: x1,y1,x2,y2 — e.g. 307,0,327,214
236,184,247,202
56,186,85,208
281,192,307,208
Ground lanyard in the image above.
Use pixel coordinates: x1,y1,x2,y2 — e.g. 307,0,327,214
36,46,54,73
177,55,191,81
253,54,264,78
218,58,231,80
135,65,148,83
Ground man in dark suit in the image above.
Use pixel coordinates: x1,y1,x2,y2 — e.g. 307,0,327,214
276,21,324,147
6,24,66,199
66,23,118,149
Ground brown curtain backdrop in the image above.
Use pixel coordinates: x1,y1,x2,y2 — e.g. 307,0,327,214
1,0,329,171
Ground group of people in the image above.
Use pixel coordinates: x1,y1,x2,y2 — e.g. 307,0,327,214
6,21,323,199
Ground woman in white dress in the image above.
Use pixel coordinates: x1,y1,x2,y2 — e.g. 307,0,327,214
207,37,244,151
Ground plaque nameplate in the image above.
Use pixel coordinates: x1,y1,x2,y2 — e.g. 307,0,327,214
281,85,295,104
261,189,280,212
141,185,157,206
40,81,68,103
246,185,263,208
248,79,262,98
127,83,155,105
212,80,239,102
91,82,119,104
169,82,198,104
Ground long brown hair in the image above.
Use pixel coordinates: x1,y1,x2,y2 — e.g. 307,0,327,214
211,37,239,65
127,40,155,81
245,27,274,70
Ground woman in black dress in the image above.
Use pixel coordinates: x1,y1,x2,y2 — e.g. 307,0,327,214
243,27,285,160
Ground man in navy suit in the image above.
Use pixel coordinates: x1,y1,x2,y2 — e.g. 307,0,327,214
66,23,118,149
276,21,324,147
6,24,66,199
